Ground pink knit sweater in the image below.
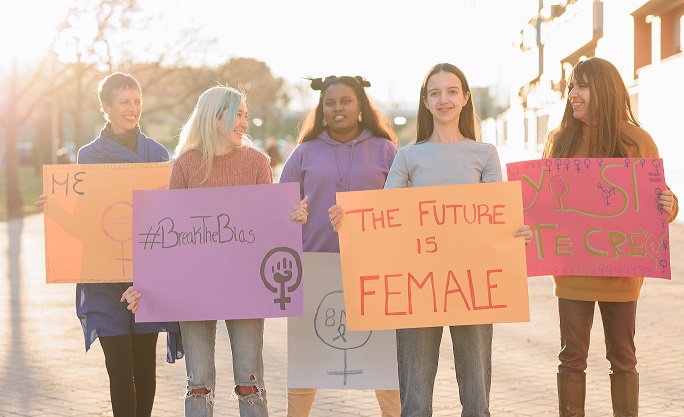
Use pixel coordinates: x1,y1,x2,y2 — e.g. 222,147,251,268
170,147,272,189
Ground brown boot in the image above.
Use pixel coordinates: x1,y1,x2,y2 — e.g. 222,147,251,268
558,372,586,417
610,372,639,417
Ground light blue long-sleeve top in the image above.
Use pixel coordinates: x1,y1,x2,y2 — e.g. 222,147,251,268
384,139,502,189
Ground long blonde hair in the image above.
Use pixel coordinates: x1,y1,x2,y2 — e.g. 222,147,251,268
174,86,255,183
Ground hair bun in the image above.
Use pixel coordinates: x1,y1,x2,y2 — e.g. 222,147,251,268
355,76,371,88
309,75,370,91
309,78,324,91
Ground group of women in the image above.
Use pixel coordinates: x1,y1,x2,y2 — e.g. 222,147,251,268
39,57,677,417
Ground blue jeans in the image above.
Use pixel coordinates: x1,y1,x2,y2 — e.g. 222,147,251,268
396,325,492,417
180,319,268,417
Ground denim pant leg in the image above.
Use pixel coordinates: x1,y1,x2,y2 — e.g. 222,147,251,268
450,324,492,417
180,320,218,417
225,318,269,417
396,326,443,417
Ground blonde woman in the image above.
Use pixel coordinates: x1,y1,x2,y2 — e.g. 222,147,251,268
124,86,307,417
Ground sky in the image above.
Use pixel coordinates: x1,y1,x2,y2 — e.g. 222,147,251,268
0,0,538,110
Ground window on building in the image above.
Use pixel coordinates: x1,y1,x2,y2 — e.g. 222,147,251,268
633,14,652,76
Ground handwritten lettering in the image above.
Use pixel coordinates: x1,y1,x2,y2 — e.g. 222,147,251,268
532,225,654,260
51,172,86,196
359,268,508,317
418,200,506,226
345,208,402,231
139,214,256,249
416,236,438,254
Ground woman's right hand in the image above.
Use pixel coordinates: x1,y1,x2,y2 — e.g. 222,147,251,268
34,194,47,211
328,204,345,232
120,286,142,313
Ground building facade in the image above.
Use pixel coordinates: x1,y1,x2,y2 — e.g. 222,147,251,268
490,0,684,215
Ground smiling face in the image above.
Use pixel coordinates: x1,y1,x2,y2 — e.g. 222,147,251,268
568,76,591,125
321,83,361,136
216,99,248,153
102,87,142,134
423,71,470,126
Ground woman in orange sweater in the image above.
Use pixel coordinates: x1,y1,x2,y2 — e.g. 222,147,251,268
544,57,678,417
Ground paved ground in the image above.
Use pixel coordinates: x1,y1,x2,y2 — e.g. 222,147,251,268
1,213,683,417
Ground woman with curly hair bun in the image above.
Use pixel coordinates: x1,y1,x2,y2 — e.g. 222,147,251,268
280,75,401,417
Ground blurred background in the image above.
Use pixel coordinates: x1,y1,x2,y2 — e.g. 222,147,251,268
1,0,682,221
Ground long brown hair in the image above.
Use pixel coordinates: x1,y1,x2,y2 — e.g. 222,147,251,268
296,76,397,144
416,63,478,143
544,57,640,158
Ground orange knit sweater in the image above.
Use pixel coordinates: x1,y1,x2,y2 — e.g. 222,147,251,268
169,147,272,190
552,123,679,302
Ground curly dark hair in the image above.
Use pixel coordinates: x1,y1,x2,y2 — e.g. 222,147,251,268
297,75,397,144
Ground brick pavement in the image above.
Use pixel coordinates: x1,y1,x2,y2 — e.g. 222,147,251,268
1,214,683,416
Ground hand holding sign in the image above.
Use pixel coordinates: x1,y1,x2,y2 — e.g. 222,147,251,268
658,189,675,213
329,204,345,232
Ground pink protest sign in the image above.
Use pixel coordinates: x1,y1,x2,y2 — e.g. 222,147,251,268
506,158,671,279
132,182,304,322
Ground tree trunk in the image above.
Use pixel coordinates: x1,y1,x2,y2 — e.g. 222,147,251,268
3,58,24,219
4,122,24,219
74,66,85,149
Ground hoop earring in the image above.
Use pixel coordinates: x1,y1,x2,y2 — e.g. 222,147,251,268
358,112,363,123
322,119,327,127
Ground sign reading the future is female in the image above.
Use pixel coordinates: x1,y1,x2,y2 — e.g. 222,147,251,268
506,158,671,279
336,182,529,331
132,182,304,322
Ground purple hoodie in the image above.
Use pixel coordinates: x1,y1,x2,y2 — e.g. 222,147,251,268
280,129,398,252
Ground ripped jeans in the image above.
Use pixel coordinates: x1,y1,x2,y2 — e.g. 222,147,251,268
180,319,268,417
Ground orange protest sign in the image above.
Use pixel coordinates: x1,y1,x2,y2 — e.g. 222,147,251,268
336,181,529,330
43,163,171,283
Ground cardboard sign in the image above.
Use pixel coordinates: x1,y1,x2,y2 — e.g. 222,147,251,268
288,253,399,390
43,163,171,283
132,182,304,322
336,182,529,331
506,158,671,278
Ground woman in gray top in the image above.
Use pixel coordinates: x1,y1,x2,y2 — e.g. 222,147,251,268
332,63,532,417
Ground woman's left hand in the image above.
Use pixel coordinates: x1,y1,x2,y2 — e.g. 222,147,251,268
329,204,345,232
659,189,675,214
120,286,141,313
290,196,309,224
514,225,532,246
